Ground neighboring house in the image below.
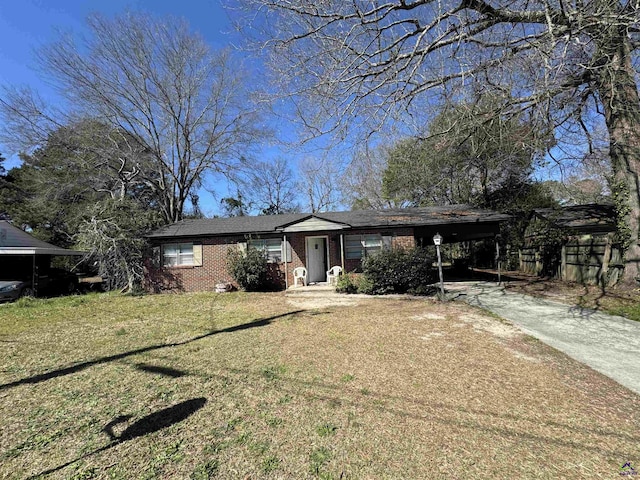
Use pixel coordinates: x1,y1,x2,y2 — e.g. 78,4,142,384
144,205,511,292
520,204,621,285
0,220,85,295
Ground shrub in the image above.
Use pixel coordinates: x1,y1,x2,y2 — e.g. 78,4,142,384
226,247,269,291
356,274,375,294
335,273,359,294
361,247,436,295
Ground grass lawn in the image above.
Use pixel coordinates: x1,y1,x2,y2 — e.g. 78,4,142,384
1,292,639,479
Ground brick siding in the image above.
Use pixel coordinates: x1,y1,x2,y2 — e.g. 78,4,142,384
145,235,243,292
145,227,415,292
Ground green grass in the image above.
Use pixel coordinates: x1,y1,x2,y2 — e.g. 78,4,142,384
309,447,332,476
261,455,280,473
1,292,639,479
190,459,219,480
602,303,640,321
340,373,355,382
316,423,338,437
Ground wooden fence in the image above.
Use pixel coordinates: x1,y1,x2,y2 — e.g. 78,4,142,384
520,233,623,286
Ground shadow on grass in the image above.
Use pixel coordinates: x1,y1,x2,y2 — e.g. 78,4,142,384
134,363,187,378
0,310,304,391
27,398,207,479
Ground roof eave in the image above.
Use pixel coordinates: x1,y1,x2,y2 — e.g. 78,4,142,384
0,247,85,255
146,229,281,240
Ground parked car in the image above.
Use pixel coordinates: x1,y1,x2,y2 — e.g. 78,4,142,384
0,268,82,302
0,280,34,302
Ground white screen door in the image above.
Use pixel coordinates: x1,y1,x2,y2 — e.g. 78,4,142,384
306,237,328,283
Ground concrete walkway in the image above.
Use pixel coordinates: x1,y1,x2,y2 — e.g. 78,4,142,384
449,281,640,395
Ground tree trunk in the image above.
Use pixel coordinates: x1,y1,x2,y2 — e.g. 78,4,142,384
595,28,640,285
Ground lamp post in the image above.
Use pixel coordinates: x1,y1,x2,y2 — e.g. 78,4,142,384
433,233,445,300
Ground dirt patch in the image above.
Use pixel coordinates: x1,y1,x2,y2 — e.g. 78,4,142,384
286,295,360,309
504,347,542,363
458,312,520,339
411,312,446,321
420,332,446,341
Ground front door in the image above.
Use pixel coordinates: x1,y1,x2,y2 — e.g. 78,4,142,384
306,237,328,283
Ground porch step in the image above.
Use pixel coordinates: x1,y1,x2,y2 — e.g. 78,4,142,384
285,285,338,296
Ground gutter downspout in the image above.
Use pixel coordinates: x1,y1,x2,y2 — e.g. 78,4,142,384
340,233,345,272
283,234,288,289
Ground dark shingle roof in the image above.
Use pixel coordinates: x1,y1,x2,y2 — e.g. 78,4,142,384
532,204,616,231
147,205,511,239
0,221,85,255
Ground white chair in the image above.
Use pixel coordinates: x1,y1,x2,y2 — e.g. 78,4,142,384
326,266,343,285
293,267,307,287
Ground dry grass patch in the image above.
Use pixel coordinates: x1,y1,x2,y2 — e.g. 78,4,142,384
0,292,638,479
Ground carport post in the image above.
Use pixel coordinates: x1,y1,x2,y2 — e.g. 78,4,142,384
495,235,501,285
433,233,445,301
32,255,36,296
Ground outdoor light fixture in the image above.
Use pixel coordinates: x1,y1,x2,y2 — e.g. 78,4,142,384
433,233,445,300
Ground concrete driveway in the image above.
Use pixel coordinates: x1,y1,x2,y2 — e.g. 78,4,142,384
449,281,640,395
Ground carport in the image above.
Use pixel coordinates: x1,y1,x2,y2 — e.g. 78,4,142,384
409,208,511,278
0,221,85,296
412,210,508,246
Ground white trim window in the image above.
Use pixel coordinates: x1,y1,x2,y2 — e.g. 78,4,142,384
248,238,283,263
163,243,194,266
345,234,383,260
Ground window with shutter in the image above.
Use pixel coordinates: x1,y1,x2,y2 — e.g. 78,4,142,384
152,246,161,267
193,244,203,266
162,243,195,266
283,239,292,263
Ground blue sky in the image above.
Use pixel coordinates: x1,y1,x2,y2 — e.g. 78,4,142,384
0,0,263,215
0,1,234,96
0,0,237,102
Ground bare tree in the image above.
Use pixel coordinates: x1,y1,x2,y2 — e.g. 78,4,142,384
0,86,66,151
76,198,160,291
240,0,640,283
341,145,396,210
298,156,343,212
3,13,262,224
545,145,613,204
246,158,300,214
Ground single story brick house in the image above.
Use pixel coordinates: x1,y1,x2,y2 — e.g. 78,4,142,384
144,205,510,292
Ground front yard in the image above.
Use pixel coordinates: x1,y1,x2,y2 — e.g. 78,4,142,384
1,292,638,479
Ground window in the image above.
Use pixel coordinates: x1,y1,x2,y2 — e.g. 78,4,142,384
163,243,194,266
248,238,283,263
345,234,383,260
